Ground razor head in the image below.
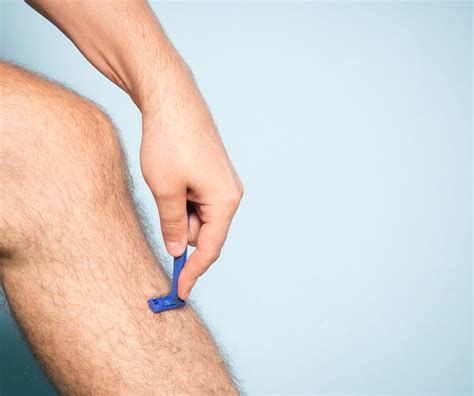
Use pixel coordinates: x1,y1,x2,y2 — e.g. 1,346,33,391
148,295,186,313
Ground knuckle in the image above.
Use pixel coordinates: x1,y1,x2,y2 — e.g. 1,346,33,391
211,250,221,262
204,248,221,263
226,190,243,209
238,182,245,198
158,203,186,224
222,183,244,209
155,188,177,201
161,221,186,235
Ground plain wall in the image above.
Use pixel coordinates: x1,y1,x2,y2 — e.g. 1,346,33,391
0,1,472,395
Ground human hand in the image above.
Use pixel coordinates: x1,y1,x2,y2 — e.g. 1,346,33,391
140,63,243,300
25,0,242,300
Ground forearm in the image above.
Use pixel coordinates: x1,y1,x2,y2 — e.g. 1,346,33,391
26,0,186,109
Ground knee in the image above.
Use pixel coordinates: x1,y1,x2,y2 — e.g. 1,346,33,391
0,63,129,256
1,63,127,197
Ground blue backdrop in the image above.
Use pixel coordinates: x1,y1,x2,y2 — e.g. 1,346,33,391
1,2,472,395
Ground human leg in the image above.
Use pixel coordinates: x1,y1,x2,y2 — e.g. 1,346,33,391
0,63,237,395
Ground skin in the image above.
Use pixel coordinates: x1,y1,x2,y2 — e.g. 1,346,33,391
26,0,244,300
0,62,238,394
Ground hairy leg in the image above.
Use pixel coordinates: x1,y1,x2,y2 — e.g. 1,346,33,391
0,63,237,395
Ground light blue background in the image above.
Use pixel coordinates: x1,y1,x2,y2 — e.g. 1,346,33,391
0,1,472,395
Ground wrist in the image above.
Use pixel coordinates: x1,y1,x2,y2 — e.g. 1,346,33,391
135,56,196,116
127,41,181,110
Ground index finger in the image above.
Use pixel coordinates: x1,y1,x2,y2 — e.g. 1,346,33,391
177,212,232,299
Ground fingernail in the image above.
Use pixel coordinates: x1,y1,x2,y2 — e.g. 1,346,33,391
166,241,184,256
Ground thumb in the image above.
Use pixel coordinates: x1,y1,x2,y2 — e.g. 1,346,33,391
155,191,188,257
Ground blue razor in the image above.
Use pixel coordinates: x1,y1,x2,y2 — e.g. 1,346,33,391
148,208,190,313
148,248,187,313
